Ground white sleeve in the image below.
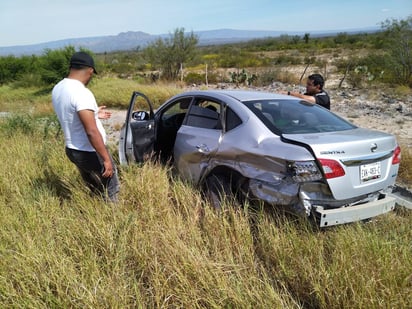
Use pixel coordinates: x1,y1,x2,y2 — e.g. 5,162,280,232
74,88,98,112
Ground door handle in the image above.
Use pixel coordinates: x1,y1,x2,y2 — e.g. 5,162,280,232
196,144,210,153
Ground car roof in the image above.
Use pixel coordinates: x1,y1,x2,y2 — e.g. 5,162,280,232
178,89,290,101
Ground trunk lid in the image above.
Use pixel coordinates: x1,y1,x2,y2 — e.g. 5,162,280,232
283,128,399,200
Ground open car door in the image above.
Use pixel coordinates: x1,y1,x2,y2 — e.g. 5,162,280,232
119,91,154,165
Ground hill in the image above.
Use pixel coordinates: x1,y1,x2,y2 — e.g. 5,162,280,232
0,27,379,56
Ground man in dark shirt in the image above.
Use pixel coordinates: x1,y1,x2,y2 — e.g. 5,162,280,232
282,73,331,109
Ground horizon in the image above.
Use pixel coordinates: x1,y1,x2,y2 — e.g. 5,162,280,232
0,25,382,49
1,0,410,47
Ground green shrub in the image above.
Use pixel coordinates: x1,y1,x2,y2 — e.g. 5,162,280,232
0,113,36,137
12,73,46,88
184,72,206,84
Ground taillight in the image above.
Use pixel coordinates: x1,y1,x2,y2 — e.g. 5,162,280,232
318,158,345,179
288,161,323,182
392,145,401,165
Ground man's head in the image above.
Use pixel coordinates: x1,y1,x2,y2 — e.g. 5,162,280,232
70,51,98,74
69,52,97,85
306,73,324,95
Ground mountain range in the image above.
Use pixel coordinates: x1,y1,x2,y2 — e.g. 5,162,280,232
0,27,380,56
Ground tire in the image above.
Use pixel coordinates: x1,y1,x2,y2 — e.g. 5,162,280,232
204,174,232,210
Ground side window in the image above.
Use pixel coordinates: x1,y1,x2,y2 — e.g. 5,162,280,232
160,97,192,128
161,97,191,119
186,98,221,129
225,106,242,131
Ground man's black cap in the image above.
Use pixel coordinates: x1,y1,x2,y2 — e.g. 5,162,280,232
70,51,98,74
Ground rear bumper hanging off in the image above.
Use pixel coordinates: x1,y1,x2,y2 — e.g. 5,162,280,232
314,196,397,227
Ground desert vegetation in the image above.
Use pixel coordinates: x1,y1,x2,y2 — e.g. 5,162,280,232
0,17,411,308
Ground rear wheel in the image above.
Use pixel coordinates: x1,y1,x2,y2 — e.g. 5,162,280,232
204,174,233,210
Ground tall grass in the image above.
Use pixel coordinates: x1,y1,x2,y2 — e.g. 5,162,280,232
89,78,183,109
0,85,53,115
0,78,183,117
0,111,411,308
399,146,412,187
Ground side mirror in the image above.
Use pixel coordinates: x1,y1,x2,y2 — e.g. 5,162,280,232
132,111,149,121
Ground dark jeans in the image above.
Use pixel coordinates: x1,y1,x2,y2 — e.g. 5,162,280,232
65,147,120,202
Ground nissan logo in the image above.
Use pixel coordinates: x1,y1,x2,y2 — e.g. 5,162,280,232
370,143,378,152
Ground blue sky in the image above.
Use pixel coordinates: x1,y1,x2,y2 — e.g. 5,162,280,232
1,0,410,47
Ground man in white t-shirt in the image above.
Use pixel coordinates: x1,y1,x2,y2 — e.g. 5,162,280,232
52,51,119,202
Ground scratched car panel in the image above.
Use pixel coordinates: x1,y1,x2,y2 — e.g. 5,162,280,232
119,90,401,227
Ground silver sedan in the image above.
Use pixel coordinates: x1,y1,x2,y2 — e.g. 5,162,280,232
119,90,401,227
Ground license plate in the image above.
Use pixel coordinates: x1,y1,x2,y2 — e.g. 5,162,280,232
360,162,381,182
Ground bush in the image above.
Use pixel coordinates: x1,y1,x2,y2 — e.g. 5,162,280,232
184,72,206,85
0,113,36,137
12,73,45,88
38,46,75,85
0,55,39,85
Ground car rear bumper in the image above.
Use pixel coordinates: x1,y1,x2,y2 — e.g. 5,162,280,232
314,195,396,227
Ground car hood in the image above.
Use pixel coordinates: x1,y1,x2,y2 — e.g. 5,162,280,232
283,128,398,200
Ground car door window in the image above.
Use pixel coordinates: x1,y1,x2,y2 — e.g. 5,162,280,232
186,99,221,129
225,106,242,131
161,97,191,127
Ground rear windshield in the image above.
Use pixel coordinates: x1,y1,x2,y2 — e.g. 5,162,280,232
242,99,356,134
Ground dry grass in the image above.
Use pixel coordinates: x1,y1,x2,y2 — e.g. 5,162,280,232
90,78,183,109
399,146,412,187
0,79,183,116
0,85,53,115
0,110,411,308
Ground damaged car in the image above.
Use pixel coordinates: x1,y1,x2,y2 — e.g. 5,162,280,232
119,90,401,227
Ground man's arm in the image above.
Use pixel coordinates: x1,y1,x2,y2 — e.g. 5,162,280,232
78,109,113,178
280,90,316,104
